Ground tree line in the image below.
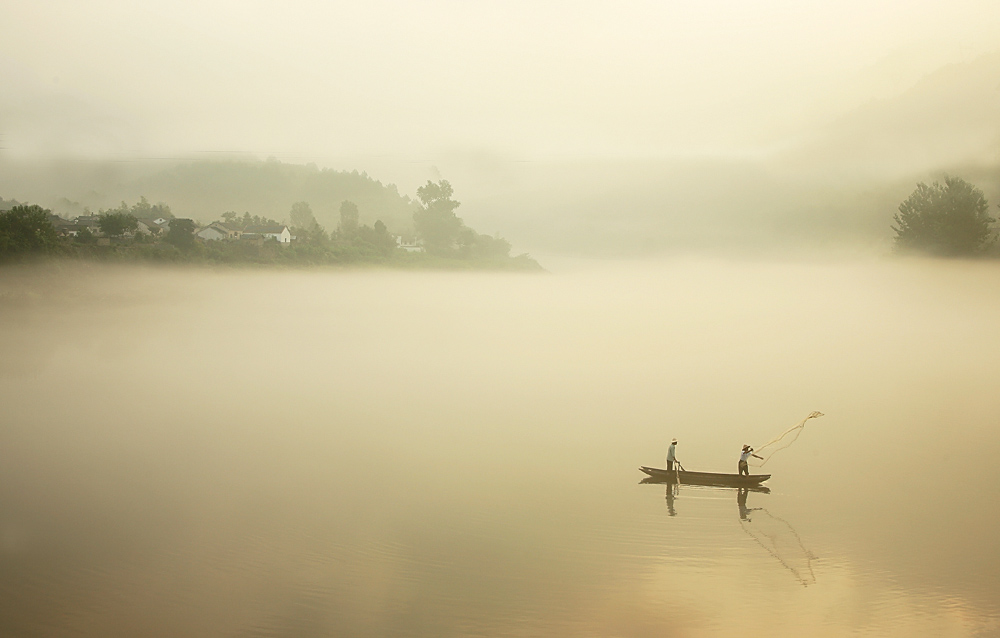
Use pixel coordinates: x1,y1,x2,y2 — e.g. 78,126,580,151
0,180,541,270
4,175,997,262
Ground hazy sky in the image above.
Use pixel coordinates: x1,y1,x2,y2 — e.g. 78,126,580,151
2,0,999,162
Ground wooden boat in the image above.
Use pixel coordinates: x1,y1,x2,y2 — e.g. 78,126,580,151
638,466,771,487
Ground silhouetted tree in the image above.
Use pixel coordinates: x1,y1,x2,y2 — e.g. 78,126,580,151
339,200,360,235
235,212,279,230
0,204,60,258
76,226,96,244
132,196,152,218
129,196,172,220
359,219,397,256
101,197,172,223
290,202,319,230
165,218,196,249
289,202,326,243
459,230,511,260
98,211,138,238
892,177,995,256
413,180,462,254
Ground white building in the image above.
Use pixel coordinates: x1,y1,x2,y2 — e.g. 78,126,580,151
396,236,424,253
243,225,291,244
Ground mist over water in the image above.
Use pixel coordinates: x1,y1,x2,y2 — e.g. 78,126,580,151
1,260,998,637
4,0,1000,633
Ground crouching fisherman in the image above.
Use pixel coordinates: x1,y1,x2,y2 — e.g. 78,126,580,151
739,444,762,475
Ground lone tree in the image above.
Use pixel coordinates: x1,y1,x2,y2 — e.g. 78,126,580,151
413,180,462,254
0,204,60,258
892,177,995,256
98,211,138,238
165,218,196,249
289,201,320,231
289,201,327,243
130,196,173,220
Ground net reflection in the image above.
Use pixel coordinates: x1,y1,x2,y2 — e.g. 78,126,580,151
737,488,817,587
640,478,816,586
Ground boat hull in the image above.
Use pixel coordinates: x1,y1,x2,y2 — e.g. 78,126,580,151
638,466,770,487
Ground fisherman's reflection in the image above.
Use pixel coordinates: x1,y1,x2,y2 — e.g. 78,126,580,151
737,487,759,520
736,488,817,586
664,483,677,517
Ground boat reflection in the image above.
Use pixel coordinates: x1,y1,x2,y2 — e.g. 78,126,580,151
640,477,770,518
640,475,771,493
640,479,815,586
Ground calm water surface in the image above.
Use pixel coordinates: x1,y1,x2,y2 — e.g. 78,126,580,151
1,259,998,637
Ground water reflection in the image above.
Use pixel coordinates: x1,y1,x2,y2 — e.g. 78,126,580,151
4,263,1000,636
641,479,815,586
737,486,753,520
640,475,771,519
737,490,818,587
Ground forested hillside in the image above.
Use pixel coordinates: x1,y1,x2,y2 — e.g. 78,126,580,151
131,160,418,233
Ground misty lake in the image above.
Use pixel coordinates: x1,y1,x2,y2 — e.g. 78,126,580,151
1,259,998,637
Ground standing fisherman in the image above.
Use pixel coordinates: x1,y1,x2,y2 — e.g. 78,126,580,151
739,444,762,476
666,438,678,471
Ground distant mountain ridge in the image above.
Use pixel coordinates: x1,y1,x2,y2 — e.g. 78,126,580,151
455,52,1000,257
3,52,998,258
779,49,1000,177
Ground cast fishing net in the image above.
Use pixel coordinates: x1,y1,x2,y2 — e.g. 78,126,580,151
749,411,824,467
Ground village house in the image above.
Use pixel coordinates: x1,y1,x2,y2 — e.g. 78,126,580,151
196,225,227,241
196,222,242,241
59,224,92,237
64,215,102,236
47,214,76,237
396,236,424,253
241,224,291,244
136,219,165,236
